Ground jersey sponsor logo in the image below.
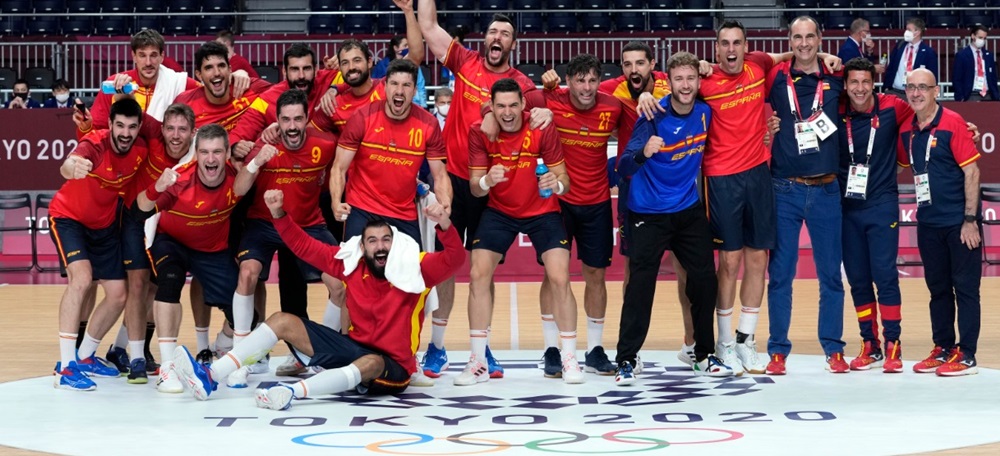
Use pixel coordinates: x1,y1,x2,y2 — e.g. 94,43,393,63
67,250,81,258
274,176,319,185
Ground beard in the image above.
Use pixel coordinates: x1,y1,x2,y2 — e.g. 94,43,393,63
363,251,388,280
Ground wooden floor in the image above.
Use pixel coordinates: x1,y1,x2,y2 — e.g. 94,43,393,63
1,278,997,456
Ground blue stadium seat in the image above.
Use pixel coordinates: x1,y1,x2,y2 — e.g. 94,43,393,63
379,0,401,10
854,0,887,6
199,15,231,33
2,17,27,35
866,13,894,29
308,15,340,34
518,12,544,32
682,15,714,30
919,1,950,6
34,0,67,13
254,65,281,83
163,16,196,35
446,0,477,10
514,0,544,9
649,0,682,7
378,13,406,34
100,0,133,13
649,12,681,31
342,15,375,34
613,0,645,7
784,0,819,7
309,0,334,10
615,12,646,31
341,0,371,10
580,0,610,8
580,13,612,32
27,17,61,35
133,0,165,12
2,0,32,13
600,62,622,81
96,16,129,35
547,14,577,33
443,13,479,33
134,16,161,32
823,12,853,30
886,0,918,5
960,11,992,27
202,0,234,11
548,0,577,9
0,67,17,90
168,0,200,12
61,16,94,34
925,14,960,29
66,0,100,13
818,0,850,7
955,0,987,6
481,0,510,9
516,63,546,85
681,0,712,7
554,63,568,79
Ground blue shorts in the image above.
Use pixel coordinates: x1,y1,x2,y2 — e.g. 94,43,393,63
294,318,410,395
120,203,151,270
236,219,336,282
560,200,613,268
345,206,422,246
150,234,237,305
49,216,125,280
449,173,489,250
706,162,776,251
472,208,569,257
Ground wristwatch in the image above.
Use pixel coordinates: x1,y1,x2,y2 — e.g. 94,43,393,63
964,214,977,223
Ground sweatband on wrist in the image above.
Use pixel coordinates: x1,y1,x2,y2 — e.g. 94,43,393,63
246,160,260,174
479,175,491,191
556,181,566,195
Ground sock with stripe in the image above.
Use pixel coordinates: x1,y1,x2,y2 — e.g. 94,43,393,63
231,292,254,346
195,327,210,353
291,363,360,399
560,331,578,360
541,314,558,349
59,332,77,368
211,323,278,380
716,307,734,344
159,338,177,368
470,329,488,360
430,318,447,348
586,317,604,352
77,332,101,360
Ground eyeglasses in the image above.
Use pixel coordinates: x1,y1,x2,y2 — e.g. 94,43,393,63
905,84,936,93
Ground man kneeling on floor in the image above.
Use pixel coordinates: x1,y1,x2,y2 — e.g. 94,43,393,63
173,189,464,409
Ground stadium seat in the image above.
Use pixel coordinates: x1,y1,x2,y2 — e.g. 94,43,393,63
66,0,100,13
446,0,477,10
26,17,61,35
24,67,56,90
518,12,544,33
516,63,546,85
341,0,370,10
554,63,568,79
823,12,853,30
133,0,165,12
96,15,129,34
886,0,918,5
649,12,682,31
615,12,646,31
818,0,850,7
481,0,510,10
33,0,67,13
378,13,406,34
163,16,196,35
547,14,577,33
100,0,133,13
199,15,231,33
866,13,894,29
310,0,335,10
961,12,992,27
2,17,28,35
343,15,375,34
682,15,714,30
600,63,623,81
854,0,887,6
1,0,32,13
580,13,613,32
919,0,950,6
0,68,17,90
613,0,644,7
253,65,281,83
61,17,94,35
681,0,712,7
955,0,987,6
649,0,682,7
168,0,200,12
925,14,960,29
308,15,340,34
202,0,234,11
581,0,611,8
0,194,34,272
784,0,819,7
513,0,543,9
548,0,577,9
134,16,161,32
379,0,401,10
443,13,479,33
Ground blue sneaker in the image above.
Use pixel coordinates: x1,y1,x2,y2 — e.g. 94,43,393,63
421,343,449,378
615,360,637,386
542,347,561,378
584,346,616,375
485,346,504,379
54,361,97,391
127,358,148,384
172,346,217,401
105,347,129,376
76,355,121,378
254,384,295,411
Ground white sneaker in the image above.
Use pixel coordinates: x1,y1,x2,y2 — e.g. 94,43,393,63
735,339,767,374
634,354,643,375
453,355,489,386
561,353,585,384
254,385,295,411
276,356,306,377
156,362,184,394
214,330,233,358
716,341,745,376
409,371,435,387
693,354,735,377
677,342,696,366
227,366,249,388
247,355,270,374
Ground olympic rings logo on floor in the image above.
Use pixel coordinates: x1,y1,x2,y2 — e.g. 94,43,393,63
291,428,744,453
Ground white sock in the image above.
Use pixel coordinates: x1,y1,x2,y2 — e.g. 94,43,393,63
212,323,278,380
737,306,760,337
541,314,558,348
430,318,448,348
291,364,360,398
232,292,254,345
113,324,128,349
59,332,77,367
586,317,604,352
470,329,488,360
716,307,734,344
216,329,232,347
322,300,341,331
159,338,177,367
559,331,577,360
128,341,145,362
195,327,210,352
77,332,100,359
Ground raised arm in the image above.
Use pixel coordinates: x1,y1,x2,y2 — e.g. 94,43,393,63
416,0,454,64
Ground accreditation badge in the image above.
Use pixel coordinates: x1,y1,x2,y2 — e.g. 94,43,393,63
795,122,820,155
845,164,869,200
914,173,932,207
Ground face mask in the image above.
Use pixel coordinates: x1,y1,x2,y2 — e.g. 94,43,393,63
55,93,70,103
903,30,915,43
436,104,449,117
974,38,986,49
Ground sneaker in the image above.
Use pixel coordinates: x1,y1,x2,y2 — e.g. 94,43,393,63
276,356,306,377
693,354,734,377
453,355,489,386
883,340,903,373
913,346,949,373
409,370,435,387
716,341,745,376
214,330,233,358
766,353,787,375
849,340,885,371
105,347,129,376
145,352,160,376
195,349,214,367
676,342,696,367
76,355,121,378
614,360,637,386
825,352,850,373
561,353,585,384
127,358,149,384
935,349,978,377
247,355,270,374
734,339,767,374
633,354,643,375
172,346,218,400
485,346,504,379
254,384,295,411
54,361,97,391
420,343,449,378
542,347,562,378
156,363,183,394
584,346,616,375
227,366,249,388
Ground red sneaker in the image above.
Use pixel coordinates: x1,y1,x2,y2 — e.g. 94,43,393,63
935,349,979,377
849,340,884,371
883,340,903,373
825,352,850,373
912,346,949,373
765,353,786,375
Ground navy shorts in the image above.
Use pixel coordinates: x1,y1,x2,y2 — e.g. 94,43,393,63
706,162,776,251
236,219,336,282
449,173,489,250
295,318,410,395
472,208,569,257
150,234,237,305
119,203,151,270
560,200,613,268
345,206,422,246
49,216,125,280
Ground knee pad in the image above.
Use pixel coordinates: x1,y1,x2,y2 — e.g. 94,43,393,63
153,263,186,303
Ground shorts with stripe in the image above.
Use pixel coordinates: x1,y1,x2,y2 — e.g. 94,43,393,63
49,216,125,280
560,199,613,268
150,234,237,306
294,318,410,395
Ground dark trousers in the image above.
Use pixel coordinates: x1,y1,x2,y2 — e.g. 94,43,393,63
616,204,718,365
842,201,902,343
917,223,982,356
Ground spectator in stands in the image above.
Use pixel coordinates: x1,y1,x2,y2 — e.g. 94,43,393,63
432,87,452,129
371,35,428,108
838,18,884,74
5,79,41,109
953,26,998,102
885,17,937,100
216,30,260,79
43,79,72,108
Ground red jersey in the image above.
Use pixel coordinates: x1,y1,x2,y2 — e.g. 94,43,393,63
128,115,182,206
50,130,148,229
172,80,269,132
543,88,621,205
274,215,464,374
229,69,340,144
88,69,200,131
329,78,386,132
599,70,671,163
443,41,537,180
699,52,774,176
338,101,446,220
229,54,259,79
244,131,338,226
469,113,565,218
154,162,241,253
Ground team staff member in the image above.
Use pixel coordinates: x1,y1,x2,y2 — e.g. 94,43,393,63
837,19,881,69
884,17,937,100
899,69,983,377
953,26,999,102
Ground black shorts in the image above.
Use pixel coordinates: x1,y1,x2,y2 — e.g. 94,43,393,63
49,216,125,280
472,208,569,257
119,203,151,270
560,200,613,268
449,173,489,250
706,162,776,251
295,318,410,395
236,219,336,282
150,234,237,305
344,206,422,246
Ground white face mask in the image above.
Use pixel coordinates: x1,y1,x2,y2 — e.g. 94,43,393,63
903,30,915,43
974,38,986,49
436,104,450,117
55,93,70,103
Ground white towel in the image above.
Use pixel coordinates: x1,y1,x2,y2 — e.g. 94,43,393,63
142,161,190,249
416,191,440,314
335,226,425,294
146,64,189,122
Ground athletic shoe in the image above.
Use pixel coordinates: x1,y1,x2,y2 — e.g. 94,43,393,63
485,346,504,379
676,342,696,367
409,370,435,387
453,355,489,386
765,353,787,375
214,330,233,358
173,346,218,400
542,347,561,378
849,340,885,371
716,341,745,376
276,356,306,377
127,358,148,384
693,354,735,377
105,347,129,376
76,355,121,378
913,346,949,373
255,384,295,411
156,363,183,394
247,355,270,374
825,352,850,373
584,346,616,375
54,361,97,391
614,360,636,386
561,353,585,384
145,352,160,376
420,343,449,378
734,339,767,374
195,349,214,367
883,340,903,373
936,349,978,377
227,366,249,388
633,354,643,375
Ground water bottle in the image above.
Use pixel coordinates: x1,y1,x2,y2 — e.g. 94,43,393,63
101,80,138,95
535,158,552,198
880,54,888,66
416,182,430,197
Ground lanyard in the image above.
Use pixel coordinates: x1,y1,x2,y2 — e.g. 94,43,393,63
846,111,880,165
785,66,824,122
908,125,937,175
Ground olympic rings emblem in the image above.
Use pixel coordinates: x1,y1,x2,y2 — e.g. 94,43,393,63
291,428,744,453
